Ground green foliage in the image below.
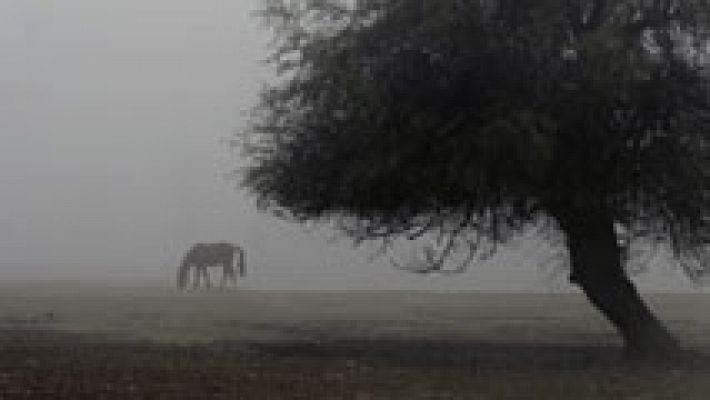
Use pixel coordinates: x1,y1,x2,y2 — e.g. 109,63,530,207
243,0,710,275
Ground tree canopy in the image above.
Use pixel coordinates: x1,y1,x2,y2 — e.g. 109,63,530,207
245,0,709,276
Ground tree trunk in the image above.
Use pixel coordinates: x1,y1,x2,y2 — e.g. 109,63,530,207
554,210,680,359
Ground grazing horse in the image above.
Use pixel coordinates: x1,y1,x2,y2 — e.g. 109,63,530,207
177,242,246,290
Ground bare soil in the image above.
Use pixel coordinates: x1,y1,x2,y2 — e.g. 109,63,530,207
1,287,709,399
1,328,710,399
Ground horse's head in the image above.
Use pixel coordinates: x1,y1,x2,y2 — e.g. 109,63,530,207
238,248,246,277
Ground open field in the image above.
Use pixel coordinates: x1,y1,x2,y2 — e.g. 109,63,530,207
0,283,709,399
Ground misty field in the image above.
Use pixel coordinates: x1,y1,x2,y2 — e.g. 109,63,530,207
0,283,709,399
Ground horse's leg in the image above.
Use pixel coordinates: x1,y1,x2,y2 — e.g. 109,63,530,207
231,262,238,286
203,267,211,289
220,264,228,288
231,249,241,286
237,248,246,279
229,261,238,287
192,266,200,290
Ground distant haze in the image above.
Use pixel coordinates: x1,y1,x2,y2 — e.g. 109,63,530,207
0,0,701,292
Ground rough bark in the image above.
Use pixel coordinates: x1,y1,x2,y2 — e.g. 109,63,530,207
554,209,680,359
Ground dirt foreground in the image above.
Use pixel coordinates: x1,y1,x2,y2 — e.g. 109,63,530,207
1,287,710,399
1,328,710,399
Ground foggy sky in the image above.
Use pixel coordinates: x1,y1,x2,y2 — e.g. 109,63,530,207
0,0,698,291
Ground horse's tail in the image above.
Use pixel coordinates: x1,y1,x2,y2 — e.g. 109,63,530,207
177,262,190,290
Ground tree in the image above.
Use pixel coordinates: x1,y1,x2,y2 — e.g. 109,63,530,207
243,0,710,358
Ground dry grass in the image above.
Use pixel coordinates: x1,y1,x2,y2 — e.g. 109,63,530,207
0,284,709,399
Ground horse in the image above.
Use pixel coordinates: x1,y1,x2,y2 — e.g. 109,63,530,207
177,242,246,290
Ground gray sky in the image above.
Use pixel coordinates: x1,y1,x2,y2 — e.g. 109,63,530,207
0,0,699,291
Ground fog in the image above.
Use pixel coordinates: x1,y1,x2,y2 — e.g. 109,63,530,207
0,0,700,291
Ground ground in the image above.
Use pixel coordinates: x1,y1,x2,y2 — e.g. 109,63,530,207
0,283,709,399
